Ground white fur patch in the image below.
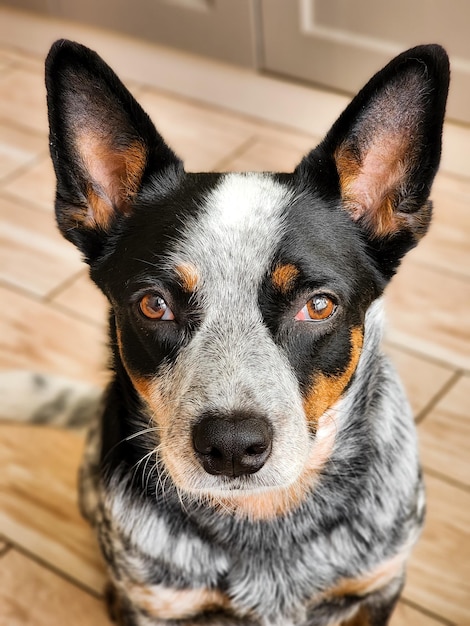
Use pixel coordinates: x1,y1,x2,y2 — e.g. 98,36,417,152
105,483,229,583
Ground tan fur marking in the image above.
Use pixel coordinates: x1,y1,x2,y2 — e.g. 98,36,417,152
128,584,231,620
176,262,200,292
326,549,408,600
115,326,167,430
76,131,146,229
303,327,363,426
272,263,299,293
342,606,372,626
335,134,412,238
125,372,168,431
306,549,409,624
129,374,152,401
86,187,115,230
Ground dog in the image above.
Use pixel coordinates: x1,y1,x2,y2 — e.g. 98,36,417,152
4,41,449,625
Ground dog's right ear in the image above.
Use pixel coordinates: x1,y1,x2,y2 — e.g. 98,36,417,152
46,40,182,260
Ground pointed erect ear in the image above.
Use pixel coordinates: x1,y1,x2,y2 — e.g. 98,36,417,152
46,40,182,258
297,45,449,272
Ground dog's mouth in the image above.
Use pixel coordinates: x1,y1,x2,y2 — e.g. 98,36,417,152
158,409,338,519
193,471,296,494
157,452,301,522
180,470,314,520
161,437,301,493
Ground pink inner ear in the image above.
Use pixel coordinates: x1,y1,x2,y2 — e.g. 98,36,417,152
77,130,146,229
336,131,411,237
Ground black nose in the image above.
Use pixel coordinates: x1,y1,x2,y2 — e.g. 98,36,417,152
192,413,272,478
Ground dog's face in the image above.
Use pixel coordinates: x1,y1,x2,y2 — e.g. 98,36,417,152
87,171,375,503
46,42,448,513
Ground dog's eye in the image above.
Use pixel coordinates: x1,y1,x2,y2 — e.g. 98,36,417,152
139,294,175,321
295,295,336,322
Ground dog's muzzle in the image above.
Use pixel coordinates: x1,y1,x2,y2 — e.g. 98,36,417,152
192,412,273,478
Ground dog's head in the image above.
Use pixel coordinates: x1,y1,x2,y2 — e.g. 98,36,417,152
46,41,448,516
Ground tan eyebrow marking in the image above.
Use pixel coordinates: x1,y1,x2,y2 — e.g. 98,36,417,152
272,263,299,293
175,262,200,292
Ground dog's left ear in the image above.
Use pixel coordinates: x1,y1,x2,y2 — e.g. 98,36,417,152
297,44,449,277
46,39,182,260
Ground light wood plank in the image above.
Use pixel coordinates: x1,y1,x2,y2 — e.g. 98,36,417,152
441,121,470,180
0,425,107,593
419,375,470,487
0,66,48,134
404,473,470,624
0,195,83,297
0,44,43,72
391,602,445,626
0,48,15,72
0,537,9,554
0,122,45,182
2,155,55,212
137,90,257,171
384,259,470,370
220,131,315,172
52,272,109,327
0,549,110,626
383,345,456,418
434,170,470,198
0,285,108,385
412,180,470,280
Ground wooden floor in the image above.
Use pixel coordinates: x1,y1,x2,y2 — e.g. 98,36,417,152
0,30,469,626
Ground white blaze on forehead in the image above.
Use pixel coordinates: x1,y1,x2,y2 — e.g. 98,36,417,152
179,173,293,297
209,173,287,227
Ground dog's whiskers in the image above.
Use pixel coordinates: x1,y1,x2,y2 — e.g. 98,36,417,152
124,426,162,442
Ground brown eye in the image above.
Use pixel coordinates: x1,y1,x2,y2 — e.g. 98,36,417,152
295,295,336,322
139,294,174,320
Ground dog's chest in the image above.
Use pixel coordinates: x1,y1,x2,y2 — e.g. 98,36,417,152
102,494,348,624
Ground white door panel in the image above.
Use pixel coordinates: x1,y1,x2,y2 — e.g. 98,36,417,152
261,0,470,123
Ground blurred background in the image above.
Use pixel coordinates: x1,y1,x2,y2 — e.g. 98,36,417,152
0,2,468,625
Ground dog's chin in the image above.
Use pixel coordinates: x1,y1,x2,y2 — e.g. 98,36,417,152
175,466,296,495
184,475,310,520
166,465,316,520
194,474,296,497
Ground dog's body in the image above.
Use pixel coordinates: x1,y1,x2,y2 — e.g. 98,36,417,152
4,41,449,625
